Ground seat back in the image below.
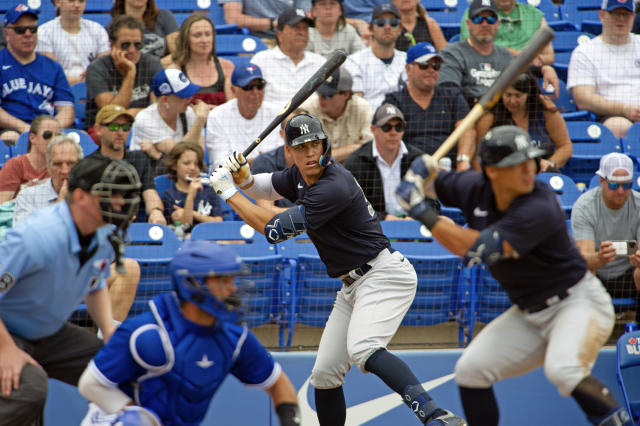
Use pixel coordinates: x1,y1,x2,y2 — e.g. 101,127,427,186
0,142,11,169
124,223,182,315
381,220,432,242
538,78,590,120
71,82,87,129
13,129,97,157
215,34,268,56
153,174,173,198
561,0,603,32
617,329,640,423
535,172,583,218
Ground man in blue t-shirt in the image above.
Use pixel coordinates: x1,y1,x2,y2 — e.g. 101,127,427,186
0,155,141,424
0,3,74,143
397,125,633,426
210,113,465,426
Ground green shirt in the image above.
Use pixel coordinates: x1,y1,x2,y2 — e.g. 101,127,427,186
460,3,544,51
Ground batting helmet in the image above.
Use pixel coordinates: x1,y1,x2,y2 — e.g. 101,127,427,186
284,113,331,167
478,125,547,169
170,240,249,323
68,155,141,231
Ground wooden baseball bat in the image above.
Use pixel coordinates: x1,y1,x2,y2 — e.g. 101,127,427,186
242,49,347,158
431,26,555,161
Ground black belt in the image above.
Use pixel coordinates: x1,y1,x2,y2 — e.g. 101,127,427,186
340,248,395,286
522,289,570,314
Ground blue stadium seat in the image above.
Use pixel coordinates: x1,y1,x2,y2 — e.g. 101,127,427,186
470,263,511,326
523,0,574,31
552,31,594,82
561,121,622,185
13,131,29,157
561,0,603,34
210,0,227,26
381,220,432,242
421,0,468,40
535,172,583,218
153,174,173,198
190,221,286,342
0,142,11,169
621,122,640,170
71,82,87,129
13,129,97,156
125,223,182,315
216,34,268,56
616,329,640,424
538,78,591,121
82,0,113,26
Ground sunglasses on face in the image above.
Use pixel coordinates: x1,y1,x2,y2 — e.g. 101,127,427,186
9,25,38,35
240,80,266,91
607,181,633,191
415,61,441,71
380,122,404,132
41,130,56,140
372,18,400,28
102,123,131,132
119,41,143,50
470,15,498,25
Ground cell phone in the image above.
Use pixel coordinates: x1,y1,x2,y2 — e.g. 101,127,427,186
611,240,638,257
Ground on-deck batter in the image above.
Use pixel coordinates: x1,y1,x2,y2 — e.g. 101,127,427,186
209,113,466,426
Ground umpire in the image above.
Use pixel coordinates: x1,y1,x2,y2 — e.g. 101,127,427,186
397,125,632,426
0,155,141,425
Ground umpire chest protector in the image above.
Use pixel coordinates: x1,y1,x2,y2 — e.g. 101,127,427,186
130,293,248,425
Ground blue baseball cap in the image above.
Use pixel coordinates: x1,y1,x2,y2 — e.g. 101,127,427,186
4,3,38,26
371,3,400,22
231,62,265,87
601,0,635,13
407,42,443,64
152,69,200,98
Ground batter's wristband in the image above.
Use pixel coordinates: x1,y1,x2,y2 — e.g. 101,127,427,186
418,208,440,230
276,402,301,426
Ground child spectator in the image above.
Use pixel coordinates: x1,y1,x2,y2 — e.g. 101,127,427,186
307,0,365,57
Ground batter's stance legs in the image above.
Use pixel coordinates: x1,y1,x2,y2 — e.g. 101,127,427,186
315,387,346,426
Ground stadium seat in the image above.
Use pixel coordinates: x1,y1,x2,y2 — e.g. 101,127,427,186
381,220,432,242
469,263,511,327
535,172,583,219
561,0,603,34
153,174,173,198
552,31,594,82
71,82,87,129
190,221,286,343
561,121,622,186
421,0,468,40
216,34,268,56
538,78,591,121
82,0,113,26
125,223,182,315
0,142,10,169
616,328,640,425
525,0,574,32
13,129,97,157
621,122,640,171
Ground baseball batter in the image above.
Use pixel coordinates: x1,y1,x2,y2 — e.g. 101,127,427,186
396,125,631,426
78,241,301,426
209,114,465,426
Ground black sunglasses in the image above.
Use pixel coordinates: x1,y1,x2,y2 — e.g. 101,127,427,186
380,123,404,132
415,62,441,71
9,25,38,35
470,15,498,25
42,130,55,140
372,18,401,28
120,41,143,50
241,80,266,91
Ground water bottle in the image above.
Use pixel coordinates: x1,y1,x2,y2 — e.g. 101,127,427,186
173,221,185,240
626,321,638,333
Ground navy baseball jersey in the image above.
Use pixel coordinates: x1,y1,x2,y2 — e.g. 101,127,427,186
271,161,389,277
0,49,74,123
89,293,280,425
435,171,586,309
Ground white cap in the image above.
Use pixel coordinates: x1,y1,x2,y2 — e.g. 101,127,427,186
595,152,634,182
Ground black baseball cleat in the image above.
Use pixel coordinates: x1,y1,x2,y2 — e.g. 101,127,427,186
425,410,467,426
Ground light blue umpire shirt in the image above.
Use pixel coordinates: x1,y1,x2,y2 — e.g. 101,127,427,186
0,201,114,339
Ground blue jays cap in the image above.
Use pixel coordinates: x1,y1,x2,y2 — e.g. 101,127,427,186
371,3,400,22
152,69,200,98
601,0,635,12
4,3,38,26
231,61,265,87
407,42,442,64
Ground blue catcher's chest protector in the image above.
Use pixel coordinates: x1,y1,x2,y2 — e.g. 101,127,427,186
132,293,249,425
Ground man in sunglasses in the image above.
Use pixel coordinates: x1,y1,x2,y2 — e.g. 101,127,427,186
572,152,640,326
206,61,284,168
438,0,559,107
459,0,554,66
344,3,407,111
384,42,475,171
302,67,373,163
344,103,425,221
86,15,163,130
0,3,75,145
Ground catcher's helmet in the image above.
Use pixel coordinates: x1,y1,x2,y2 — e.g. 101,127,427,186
478,125,546,169
68,154,141,231
170,240,249,323
284,113,331,167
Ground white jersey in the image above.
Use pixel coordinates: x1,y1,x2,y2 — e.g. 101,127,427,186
205,98,284,169
567,34,640,105
36,17,110,78
344,47,407,111
250,47,325,108
129,103,197,150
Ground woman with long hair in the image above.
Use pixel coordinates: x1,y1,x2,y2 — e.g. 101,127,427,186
476,72,572,172
393,0,447,52
307,0,365,57
166,14,234,107
110,0,179,58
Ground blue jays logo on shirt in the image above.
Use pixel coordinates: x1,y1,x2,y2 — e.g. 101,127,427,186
93,258,108,273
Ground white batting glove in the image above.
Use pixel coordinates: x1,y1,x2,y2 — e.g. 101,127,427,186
223,151,252,187
210,166,238,201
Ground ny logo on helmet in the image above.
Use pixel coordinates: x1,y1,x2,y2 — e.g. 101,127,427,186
514,134,529,150
299,123,310,134
481,0,491,5
386,106,397,115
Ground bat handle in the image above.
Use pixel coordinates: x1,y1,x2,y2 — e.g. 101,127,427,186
432,105,485,162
